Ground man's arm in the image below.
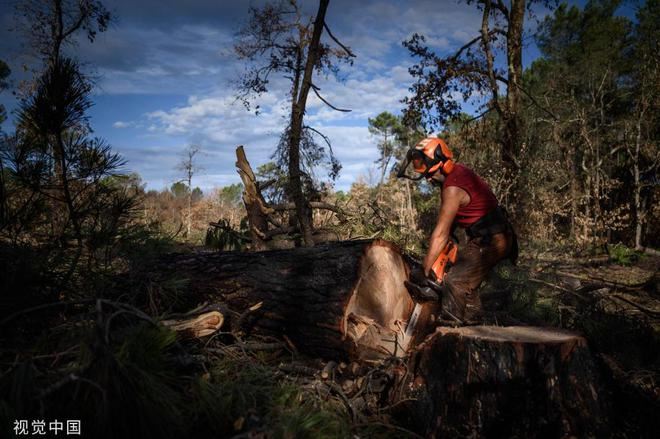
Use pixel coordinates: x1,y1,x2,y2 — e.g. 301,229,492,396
423,185,469,276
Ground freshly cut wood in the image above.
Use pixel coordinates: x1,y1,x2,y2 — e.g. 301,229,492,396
161,311,224,338
149,240,424,360
404,326,607,438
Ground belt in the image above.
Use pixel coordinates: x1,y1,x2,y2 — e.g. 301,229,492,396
466,206,510,240
465,206,518,264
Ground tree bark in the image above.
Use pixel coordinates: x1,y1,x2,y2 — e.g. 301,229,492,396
288,0,330,247
504,0,525,173
236,145,272,251
149,239,419,360
401,325,607,438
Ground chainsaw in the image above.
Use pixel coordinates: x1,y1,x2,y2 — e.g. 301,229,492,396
403,239,458,339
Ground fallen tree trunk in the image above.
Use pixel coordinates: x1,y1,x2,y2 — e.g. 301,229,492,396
147,240,611,435
401,326,608,438
149,240,430,360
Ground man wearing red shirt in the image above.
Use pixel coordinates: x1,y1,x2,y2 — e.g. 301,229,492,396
402,137,517,322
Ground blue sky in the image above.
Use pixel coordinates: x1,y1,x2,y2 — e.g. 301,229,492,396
0,0,636,192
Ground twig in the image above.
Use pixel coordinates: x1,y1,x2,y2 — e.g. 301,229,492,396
351,421,425,439
556,270,647,290
326,380,355,421
235,301,263,331
278,363,317,376
610,294,660,318
310,84,351,112
282,334,298,354
323,22,356,57
238,341,285,352
37,373,78,399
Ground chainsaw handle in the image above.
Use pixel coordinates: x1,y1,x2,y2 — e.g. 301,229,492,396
430,240,458,282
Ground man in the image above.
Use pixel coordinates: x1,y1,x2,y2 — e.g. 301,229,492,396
400,137,517,322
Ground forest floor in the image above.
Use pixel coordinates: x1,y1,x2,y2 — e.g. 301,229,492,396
181,244,660,437
2,242,657,438
479,247,660,437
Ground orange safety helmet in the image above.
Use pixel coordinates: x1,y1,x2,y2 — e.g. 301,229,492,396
409,137,455,177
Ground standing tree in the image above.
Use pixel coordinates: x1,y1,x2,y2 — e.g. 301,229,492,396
1,0,135,292
0,60,10,225
402,0,550,211
15,0,111,67
177,145,202,238
626,0,660,250
234,0,354,247
525,0,635,245
368,111,402,187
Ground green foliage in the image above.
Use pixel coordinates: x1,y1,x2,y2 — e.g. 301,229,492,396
191,186,203,202
194,356,350,438
205,219,246,251
170,181,188,198
256,161,288,204
608,243,640,266
74,324,185,439
218,183,243,206
368,112,402,182
495,264,561,325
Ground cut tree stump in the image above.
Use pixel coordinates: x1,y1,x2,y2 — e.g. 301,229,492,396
149,240,434,360
403,326,607,438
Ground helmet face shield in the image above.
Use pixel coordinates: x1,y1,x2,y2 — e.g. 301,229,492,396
396,137,454,181
409,149,435,175
397,149,435,180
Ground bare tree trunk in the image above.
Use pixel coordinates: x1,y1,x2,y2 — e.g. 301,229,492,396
503,0,525,210
378,134,391,187
288,0,330,247
186,171,192,238
480,0,526,212
633,114,645,250
236,146,271,251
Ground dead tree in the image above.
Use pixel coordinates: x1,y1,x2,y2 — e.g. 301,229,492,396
234,0,354,247
235,145,347,250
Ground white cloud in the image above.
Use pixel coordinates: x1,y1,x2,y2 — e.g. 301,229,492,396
76,0,512,191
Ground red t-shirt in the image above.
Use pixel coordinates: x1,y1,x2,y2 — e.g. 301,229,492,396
443,164,498,227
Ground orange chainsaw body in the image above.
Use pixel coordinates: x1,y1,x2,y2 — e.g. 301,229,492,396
430,240,458,283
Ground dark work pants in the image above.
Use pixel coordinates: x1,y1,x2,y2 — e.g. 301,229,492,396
443,231,514,321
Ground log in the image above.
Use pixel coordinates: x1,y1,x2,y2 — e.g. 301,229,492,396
149,240,423,360
403,326,608,438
